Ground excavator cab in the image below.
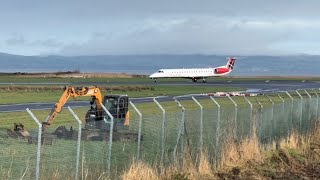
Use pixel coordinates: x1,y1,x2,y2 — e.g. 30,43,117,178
85,95,130,131
103,95,130,131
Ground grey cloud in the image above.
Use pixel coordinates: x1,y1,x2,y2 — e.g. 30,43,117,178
6,36,26,46
59,17,302,56
30,39,63,48
1,0,320,55
2,0,320,19
6,36,62,48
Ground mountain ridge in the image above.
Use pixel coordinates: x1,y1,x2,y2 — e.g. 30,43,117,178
0,53,319,76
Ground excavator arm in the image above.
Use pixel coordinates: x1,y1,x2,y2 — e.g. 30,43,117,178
42,86,103,130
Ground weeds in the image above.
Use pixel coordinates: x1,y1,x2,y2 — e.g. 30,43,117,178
121,122,320,180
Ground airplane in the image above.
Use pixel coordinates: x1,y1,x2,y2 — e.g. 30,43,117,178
149,57,236,83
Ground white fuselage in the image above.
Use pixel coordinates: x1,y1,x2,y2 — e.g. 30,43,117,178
149,67,230,79
149,57,236,81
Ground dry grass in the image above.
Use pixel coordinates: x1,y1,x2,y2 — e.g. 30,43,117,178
217,122,320,179
220,113,262,168
121,161,159,180
122,150,216,180
121,122,320,180
197,151,212,177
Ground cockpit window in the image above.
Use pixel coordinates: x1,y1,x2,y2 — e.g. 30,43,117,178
158,70,164,73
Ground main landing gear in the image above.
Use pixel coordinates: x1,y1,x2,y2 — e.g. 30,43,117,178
192,78,206,83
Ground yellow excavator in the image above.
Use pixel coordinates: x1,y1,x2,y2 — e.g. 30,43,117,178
43,85,129,130
9,86,139,143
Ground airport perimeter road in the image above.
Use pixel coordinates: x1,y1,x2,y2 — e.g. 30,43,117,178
0,80,319,112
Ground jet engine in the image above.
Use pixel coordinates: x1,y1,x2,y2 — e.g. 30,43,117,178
214,68,229,74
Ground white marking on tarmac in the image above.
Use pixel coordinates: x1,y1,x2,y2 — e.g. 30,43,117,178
130,96,168,100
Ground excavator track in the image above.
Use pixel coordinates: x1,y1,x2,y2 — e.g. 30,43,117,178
27,133,56,145
52,126,141,142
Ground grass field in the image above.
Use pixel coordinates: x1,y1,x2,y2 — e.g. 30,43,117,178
0,88,317,131
0,75,319,179
0,85,244,104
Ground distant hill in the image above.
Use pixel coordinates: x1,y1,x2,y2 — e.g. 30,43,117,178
0,53,319,76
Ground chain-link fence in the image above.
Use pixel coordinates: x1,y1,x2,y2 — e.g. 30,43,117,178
1,89,319,179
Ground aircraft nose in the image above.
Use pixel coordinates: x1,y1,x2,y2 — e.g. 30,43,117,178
149,73,155,78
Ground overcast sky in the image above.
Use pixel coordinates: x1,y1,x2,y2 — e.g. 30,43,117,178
0,0,319,56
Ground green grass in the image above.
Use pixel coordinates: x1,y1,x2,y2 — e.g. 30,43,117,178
0,89,318,130
0,85,243,104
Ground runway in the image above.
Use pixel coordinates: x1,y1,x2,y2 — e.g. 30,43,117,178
0,79,319,91
0,80,319,112
142,80,320,92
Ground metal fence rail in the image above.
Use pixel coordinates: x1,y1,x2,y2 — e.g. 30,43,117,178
1,89,319,179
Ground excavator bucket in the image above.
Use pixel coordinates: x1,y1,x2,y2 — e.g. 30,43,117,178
7,123,30,139
81,129,141,142
8,123,56,145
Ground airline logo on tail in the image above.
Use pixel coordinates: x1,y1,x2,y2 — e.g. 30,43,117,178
214,57,236,75
226,57,236,70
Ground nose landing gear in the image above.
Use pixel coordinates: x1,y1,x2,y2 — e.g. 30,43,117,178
192,77,197,82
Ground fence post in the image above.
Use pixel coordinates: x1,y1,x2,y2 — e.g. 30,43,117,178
210,97,221,167
296,90,303,132
100,103,114,174
277,94,285,116
173,98,185,163
266,96,274,140
286,91,294,133
227,96,238,139
192,96,203,151
312,89,319,120
244,96,253,136
129,101,143,160
304,90,312,123
254,98,263,140
277,94,287,135
153,98,166,163
67,106,82,180
26,108,42,180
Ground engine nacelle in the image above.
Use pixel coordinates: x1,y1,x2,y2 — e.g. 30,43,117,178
214,68,229,74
